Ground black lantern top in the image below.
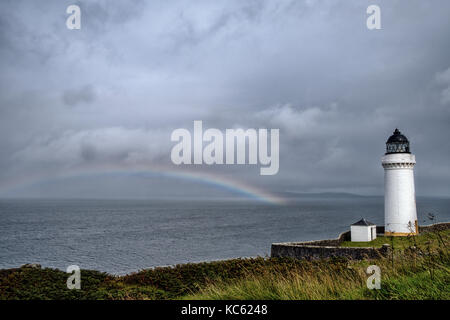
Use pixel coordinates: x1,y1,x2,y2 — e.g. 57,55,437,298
386,128,410,154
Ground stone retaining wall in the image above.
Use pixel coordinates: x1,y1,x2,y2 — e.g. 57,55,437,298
419,222,450,233
271,243,390,260
271,222,449,261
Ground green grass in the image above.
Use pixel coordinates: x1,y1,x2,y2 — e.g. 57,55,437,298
340,229,449,249
367,269,450,300
0,268,117,300
185,268,450,300
1,228,448,300
186,248,450,300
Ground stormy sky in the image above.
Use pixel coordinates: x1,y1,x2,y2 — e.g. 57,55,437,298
0,0,449,199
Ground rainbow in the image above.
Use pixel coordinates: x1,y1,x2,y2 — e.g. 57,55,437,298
0,164,286,205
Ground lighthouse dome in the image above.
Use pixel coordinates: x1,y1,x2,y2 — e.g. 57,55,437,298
386,129,410,154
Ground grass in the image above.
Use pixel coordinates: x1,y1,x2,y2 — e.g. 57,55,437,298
186,252,450,300
186,227,449,300
340,229,449,249
1,227,448,300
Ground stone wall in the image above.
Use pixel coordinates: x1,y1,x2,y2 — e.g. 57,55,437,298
271,242,390,261
376,222,450,235
419,222,450,233
270,223,449,261
288,230,351,248
270,228,384,261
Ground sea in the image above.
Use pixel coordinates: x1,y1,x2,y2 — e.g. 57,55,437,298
0,195,449,275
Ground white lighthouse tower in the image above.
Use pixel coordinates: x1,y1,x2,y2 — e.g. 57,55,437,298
382,129,418,236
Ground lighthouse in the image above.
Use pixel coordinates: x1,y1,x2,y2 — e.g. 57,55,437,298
382,129,418,236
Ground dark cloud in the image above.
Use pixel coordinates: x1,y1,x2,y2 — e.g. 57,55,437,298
63,85,96,106
0,0,449,198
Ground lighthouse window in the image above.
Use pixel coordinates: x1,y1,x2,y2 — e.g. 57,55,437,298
386,142,410,154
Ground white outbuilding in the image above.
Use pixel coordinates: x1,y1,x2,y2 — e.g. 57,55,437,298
351,219,377,242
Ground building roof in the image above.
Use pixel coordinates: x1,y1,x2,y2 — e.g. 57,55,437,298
385,128,411,154
351,218,376,226
386,128,409,144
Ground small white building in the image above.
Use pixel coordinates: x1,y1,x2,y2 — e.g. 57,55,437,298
351,219,377,242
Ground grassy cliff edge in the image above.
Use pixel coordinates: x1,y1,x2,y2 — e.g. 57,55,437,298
1,229,448,300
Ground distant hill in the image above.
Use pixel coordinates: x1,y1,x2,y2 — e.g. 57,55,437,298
275,191,380,199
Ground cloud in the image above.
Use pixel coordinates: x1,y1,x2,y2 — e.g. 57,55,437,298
255,104,339,139
12,127,170,168
1,0,450,197
436,67,450,104
63,84,96,106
